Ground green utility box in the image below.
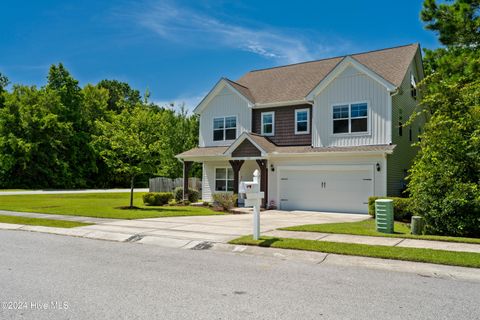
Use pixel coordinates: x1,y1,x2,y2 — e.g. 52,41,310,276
375,199,394,233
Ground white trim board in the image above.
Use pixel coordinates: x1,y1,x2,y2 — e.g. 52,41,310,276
223,132,268,157
194,78,254,114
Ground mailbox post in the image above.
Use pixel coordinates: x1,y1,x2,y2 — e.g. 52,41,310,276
243,170,264,240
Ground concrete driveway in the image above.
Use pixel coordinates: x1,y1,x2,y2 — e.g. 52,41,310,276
77,210,368,244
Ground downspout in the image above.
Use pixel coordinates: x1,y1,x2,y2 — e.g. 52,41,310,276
384,87,400,197
177,158,187,201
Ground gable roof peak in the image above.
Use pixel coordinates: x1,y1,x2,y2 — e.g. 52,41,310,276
234,43,420,104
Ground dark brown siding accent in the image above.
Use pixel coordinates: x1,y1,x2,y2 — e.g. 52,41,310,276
232,139,261,157
252,104,312,146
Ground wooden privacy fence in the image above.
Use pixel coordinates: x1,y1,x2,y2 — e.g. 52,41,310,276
149,177,202,193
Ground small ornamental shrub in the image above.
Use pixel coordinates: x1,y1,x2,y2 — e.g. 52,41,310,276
173,187,200,203
143,192,174,206
182,200,191,206
203,201,209,206
368,196,413,222
168,199,177,206
212,193,238,211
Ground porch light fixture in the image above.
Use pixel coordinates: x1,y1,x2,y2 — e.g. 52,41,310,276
376,163,381,172
270,164,275,172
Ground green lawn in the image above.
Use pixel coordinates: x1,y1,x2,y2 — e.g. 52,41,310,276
0,193,223,219
281,219,480,244
0,214,91,228
230,236,480,268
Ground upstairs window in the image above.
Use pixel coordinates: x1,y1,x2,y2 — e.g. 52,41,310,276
410,73,417,99
295,108,310,134
261,111,275,136
215,167,234,192
333,103,368,134
213,116,237,141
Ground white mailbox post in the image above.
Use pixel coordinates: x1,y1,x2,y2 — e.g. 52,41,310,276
242,170,264,240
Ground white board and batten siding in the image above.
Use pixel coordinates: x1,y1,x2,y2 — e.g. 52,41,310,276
312,66,391,147
199,86,252,147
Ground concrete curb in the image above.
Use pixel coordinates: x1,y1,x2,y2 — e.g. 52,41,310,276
209,243,480,282
1,223,479,282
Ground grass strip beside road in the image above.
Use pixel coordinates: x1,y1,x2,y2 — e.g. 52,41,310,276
0,214,92,228
0,193,223,219
281,219,480,244
229,235,480,268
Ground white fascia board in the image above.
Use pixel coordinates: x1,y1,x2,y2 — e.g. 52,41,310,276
253,99,312,108
175,155,228,162
193,78,254,114
306,56,397,100
223,132,268,157
269,149,394,158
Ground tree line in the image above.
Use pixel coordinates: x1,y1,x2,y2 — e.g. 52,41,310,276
407,0,480,236
0,64,199,189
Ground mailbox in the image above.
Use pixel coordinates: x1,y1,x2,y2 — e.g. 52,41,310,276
241,169,264,240
243,181,260,194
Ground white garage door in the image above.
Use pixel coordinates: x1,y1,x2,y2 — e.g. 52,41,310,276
278,165,374,214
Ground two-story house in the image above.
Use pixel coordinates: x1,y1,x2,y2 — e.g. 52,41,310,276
177,43,424,214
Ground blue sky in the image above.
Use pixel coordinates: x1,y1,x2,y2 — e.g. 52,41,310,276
1,0,439,109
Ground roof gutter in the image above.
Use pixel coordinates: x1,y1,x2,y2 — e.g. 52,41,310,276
253,99,312,109
269,149,395,158
389,87,400,96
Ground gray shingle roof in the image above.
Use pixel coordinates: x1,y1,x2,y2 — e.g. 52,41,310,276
234,43,419,104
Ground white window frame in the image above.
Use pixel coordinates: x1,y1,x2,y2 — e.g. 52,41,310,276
213,115,237,141
331,101,370,135
261,111,275,136
295,108,310,135
214,167,234,192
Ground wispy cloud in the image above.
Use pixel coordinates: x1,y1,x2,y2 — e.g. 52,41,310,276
122,1,351,64
153,93,206,112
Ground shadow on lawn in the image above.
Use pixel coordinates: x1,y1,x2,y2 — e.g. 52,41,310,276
258,237,281,247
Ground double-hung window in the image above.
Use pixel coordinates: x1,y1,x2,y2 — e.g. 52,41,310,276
215,168,234,192
295,109,310,134
333,102,368,134
213,116,237,141
261,112,274,136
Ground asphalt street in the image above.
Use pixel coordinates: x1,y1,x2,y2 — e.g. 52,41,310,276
1,230,479,320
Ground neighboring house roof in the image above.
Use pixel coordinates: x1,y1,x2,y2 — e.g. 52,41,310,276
234,43,419,104
177,132,396,159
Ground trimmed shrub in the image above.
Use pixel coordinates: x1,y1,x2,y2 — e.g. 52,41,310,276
168,199,177,206
142,192,173,206
368,196,413,222
173,187,200,203
212,193,238,211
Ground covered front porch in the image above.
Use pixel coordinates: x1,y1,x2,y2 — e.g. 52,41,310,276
178,132,273,208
